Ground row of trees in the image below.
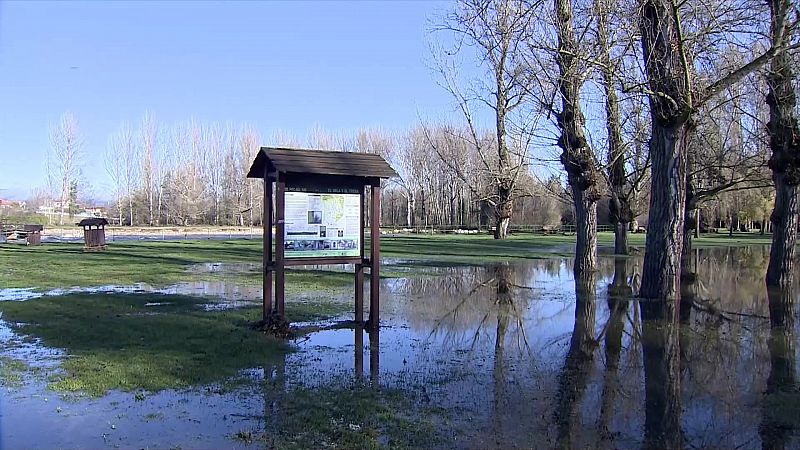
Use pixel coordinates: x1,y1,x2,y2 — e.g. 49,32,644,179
43,113,573,229
40,0,797,295
432,0,798,294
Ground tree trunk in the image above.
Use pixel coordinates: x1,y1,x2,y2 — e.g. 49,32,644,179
638,0,693,301
694,208,700,238
494,188,512,239
406,193,415,228
614,221,628,255
640,124,690,300
767,177,798,288
609,190,631,254
681,193,697,280
597,0,631,257
573,188,598,275
128,196,134,226
765,0,800,289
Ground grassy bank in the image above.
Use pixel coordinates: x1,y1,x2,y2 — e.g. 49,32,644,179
0,232,774,289
0,231,775,398
0,292,348,396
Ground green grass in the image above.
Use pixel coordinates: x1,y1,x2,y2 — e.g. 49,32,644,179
0,241,261,289
380,231,774,263
0,231,776,397
0,292,349,397
235,383,441,450
0,356,28,387
0,232,776,289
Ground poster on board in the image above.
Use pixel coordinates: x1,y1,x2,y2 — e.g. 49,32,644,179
284,191,361,258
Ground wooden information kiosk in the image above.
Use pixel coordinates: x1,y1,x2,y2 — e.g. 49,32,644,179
246,147,397,328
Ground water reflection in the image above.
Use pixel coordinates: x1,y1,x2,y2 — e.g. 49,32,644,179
383,246,797,448
598,259,631,447
354,324,381,387
641,301,682,449
760,287,797,450
554,274,598,449
3,246,800,449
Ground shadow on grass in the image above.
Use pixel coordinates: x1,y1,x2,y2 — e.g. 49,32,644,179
0,292,344,397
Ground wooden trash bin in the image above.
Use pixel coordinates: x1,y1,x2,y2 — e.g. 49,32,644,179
77,218,109,251
23,224,43,246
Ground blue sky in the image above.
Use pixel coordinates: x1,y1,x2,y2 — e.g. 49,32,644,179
0,0,465,200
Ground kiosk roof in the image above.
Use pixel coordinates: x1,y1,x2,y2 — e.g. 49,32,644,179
246,147,397,179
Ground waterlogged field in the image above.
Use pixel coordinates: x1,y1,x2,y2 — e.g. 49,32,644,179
1,233,798,449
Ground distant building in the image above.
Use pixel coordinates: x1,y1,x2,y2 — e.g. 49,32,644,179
84,206,107,217
37,201,107,219
0,199,23,209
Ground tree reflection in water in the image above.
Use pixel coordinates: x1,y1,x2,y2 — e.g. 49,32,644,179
760,287,797,450
554,272,599,449
598,258,631,447
641,299,683,449
281,247,799,448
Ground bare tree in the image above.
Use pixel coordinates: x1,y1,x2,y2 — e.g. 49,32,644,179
553,0,602,275
104,131,126,225
139,112,158,226
765,0,800,289
432,0,535,239
115,123,138,225
391,129,426,227
594,0,647,255
238,126,261,226
47,112,83,226
637,0,778,300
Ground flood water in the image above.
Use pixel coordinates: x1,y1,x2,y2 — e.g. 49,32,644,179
1,245,799,449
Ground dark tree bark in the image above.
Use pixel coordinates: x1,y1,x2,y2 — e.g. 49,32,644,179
555,0,601,275
765,0,800,289
596,0,633,255
554,274,597,448
637,0,694,300
641,300,683,449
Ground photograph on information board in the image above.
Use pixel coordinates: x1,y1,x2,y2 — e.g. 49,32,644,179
284,192,361,258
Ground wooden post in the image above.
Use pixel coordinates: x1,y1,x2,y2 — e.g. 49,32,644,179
275,179,286,318
369,326,379,388
263,176,273,321
355,323,364,381
369,183,381,326
355,187,366,323
355,264,364,323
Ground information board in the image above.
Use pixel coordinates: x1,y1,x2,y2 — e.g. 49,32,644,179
284,192,361,258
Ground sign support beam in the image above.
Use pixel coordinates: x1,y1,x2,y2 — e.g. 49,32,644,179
369,184,381,327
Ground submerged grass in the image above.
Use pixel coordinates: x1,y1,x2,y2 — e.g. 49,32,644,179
236,383,441,450
0,231,777,399
0,356,28,387
0,292,349,397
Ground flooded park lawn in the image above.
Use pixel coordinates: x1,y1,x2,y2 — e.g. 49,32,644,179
0,239,798,449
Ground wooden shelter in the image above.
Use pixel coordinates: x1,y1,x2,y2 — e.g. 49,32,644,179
23,224,43,246
77,218,109,251
1,224,43,245
247,147,397,327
